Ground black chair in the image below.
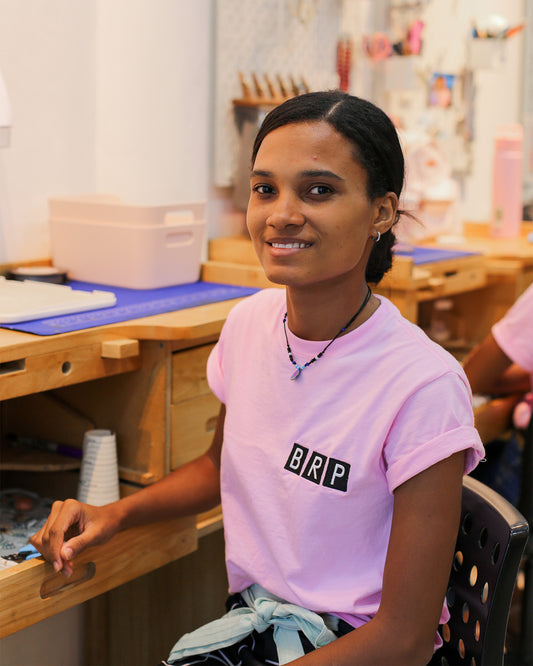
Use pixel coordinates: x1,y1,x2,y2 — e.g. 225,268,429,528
430,475,529,666
517,415,533,665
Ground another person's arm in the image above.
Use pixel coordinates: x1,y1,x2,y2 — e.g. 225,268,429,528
472,394,523,443
463,333,529,396
463,334,529,442
31,405,226,577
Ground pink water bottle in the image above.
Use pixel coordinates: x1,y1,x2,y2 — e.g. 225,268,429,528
491,123,523,238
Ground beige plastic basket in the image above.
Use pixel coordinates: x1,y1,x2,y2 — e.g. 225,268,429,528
49,195,206,289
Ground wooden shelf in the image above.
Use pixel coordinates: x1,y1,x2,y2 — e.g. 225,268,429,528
0,444,81,472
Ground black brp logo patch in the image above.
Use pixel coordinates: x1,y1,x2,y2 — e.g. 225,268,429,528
284,443,350,492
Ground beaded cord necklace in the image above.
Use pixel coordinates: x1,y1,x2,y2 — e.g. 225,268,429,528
282,286,372,380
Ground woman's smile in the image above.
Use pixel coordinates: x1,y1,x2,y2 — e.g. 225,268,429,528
266,239,314,258
269,241,312,249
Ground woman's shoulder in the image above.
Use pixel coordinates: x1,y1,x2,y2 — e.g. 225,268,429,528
373,295,465,375
226,288,285,323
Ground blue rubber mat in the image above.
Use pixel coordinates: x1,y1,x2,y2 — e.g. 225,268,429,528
395,246,479,264
2,280,259,336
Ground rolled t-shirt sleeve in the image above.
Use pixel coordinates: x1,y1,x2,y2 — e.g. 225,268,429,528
384,372,485,492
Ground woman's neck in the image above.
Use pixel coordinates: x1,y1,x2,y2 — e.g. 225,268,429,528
284,283,376,341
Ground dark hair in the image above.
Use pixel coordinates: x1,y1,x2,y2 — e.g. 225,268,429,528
251,91,406,284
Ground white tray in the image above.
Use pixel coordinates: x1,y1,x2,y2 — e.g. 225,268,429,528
0,277,116,323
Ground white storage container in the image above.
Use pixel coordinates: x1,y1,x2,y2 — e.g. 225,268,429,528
49,195,206,289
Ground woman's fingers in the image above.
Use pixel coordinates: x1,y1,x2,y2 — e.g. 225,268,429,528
31,500,118,576
30,499,88,573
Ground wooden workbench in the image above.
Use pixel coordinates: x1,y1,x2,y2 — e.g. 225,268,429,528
418,222,533,346
0,299,240,662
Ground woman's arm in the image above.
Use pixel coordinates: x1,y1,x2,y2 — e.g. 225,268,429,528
463,333,529,441
463,333,529,396
291,450,465,666
31,404,226,576
473,395,522,443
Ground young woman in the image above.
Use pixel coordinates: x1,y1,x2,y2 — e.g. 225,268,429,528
31,91,484,665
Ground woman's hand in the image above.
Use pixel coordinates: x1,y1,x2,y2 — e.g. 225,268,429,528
30,499,122,577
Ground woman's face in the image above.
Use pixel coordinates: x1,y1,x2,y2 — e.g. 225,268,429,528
247,120,395,291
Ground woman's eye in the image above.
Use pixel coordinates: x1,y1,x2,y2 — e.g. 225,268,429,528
252,184,275,195
308,185,332,196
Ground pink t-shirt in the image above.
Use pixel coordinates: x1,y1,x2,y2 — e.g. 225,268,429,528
492,283,533,378
207,289,484,634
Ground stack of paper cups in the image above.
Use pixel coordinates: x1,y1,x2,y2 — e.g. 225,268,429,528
77,429,120,506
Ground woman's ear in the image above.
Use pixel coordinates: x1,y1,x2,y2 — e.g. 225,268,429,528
372,192,398,238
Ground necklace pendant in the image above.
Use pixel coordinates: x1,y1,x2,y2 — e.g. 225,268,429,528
290,366,302,380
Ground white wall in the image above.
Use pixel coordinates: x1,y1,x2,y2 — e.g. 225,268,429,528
0,0,215,265
93,0,212,204
0,0,97,263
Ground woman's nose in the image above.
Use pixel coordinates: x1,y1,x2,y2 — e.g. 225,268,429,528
266,195,305,227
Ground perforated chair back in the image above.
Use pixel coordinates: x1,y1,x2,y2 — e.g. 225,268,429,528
517,415,533,665
430,475,528,666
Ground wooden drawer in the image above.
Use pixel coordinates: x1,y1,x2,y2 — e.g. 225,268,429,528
171,393,221,469
171,343,215,402
171,344,220,470
378,253,487,297
0,515,197,639
0,341,141,401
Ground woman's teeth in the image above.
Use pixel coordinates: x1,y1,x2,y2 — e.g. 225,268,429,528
271,242,311,249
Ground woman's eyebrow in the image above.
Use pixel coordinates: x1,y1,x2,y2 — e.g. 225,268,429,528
250,169,344,181
301,169,344,181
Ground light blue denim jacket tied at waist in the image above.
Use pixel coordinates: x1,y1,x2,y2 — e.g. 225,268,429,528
167,583,339,665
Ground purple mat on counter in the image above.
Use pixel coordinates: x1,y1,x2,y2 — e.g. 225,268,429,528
2,280,259,336
395,246,480,264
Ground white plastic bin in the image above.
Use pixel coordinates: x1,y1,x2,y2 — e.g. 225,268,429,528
49,195,206,289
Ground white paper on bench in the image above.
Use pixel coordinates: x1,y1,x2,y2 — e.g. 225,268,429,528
0,277,116,323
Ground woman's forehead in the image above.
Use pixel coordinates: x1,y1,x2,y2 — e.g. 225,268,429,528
253,121,359,171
